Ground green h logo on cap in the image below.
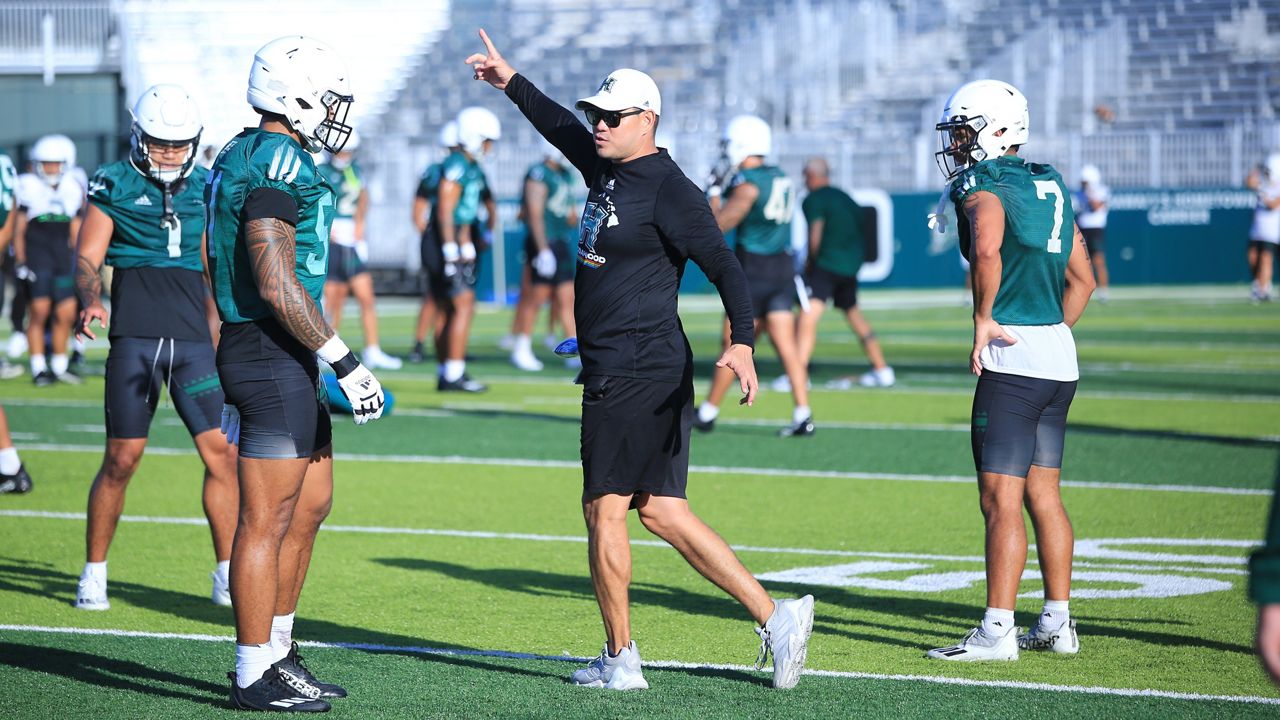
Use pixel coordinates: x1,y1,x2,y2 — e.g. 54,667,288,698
600,77,616,93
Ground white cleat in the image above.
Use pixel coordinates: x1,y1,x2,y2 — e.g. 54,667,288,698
211,569,232,607
1018,618,1078,654
927,625,1019,661
756,595,815,689
859,366,896,388
75,575,110,611
571,641,649,690
6,333,27,360
361,347,403,370
510,349,544,372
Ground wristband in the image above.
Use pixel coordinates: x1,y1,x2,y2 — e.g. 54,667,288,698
317,335,360,378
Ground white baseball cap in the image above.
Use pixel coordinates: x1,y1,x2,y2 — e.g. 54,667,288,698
575,68,661,116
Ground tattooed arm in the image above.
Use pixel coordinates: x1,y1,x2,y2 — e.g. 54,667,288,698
75,204,114,340
245,217,334,351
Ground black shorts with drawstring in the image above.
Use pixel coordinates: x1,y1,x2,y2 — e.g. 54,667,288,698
580,371,694,501
104,337,224,439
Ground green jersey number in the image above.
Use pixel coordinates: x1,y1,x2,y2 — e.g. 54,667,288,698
1033,180,1064,254
0,155,16,212
167,218,182,258
762,177,795,223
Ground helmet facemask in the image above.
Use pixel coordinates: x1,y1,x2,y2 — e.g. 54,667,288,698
130,126,200,186
312,90,354,154
934,115,988,179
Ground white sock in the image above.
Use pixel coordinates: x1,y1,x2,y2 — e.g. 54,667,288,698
50,353,69,375
793,405,811,424
270,612,296,662
83,561,107,582
1040,599,1070,627
443,360,466,382
215,560,230,584
697,402,720,424
513,334,532,355
981,607,1015,637
30,355,47,375
0,447,20,475
236,642,275,688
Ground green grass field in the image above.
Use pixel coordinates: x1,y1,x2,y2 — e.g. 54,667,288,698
1,286,1277,718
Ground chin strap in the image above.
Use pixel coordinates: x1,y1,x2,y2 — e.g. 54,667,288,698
926,187,951,234
160,181,178,230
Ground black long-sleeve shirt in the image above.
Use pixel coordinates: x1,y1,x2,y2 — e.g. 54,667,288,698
505,73,755,382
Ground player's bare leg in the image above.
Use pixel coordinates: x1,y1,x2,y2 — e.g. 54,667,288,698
583,492,634,655
846,307,888,370
51,297,76,358
979,470,1028,611
274,449,333,617
554,282,576,337
25,297,50,368
448,290,476,365
323,282,349,333
1090,251,1110,296
85,438,148,563
764,310,810,411
796,299,826,371
1024,464,1072,601
194,428,239,562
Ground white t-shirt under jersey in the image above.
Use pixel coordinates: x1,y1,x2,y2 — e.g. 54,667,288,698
980,323,1079,382
1251,178,1280,244
1073,185,1109,229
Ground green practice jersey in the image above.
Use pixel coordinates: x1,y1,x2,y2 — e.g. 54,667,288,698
206,129,334,324
417,162,442,201
952,156,1074,326
729,165,794,255
438,150,486,226
317,161,362,219
524,161,577,245
88,161,207,271
802,185,864,277
0,148,15,228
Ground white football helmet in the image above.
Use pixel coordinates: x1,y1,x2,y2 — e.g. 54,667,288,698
30,134,76,187
130,84,202,185
247,36,354,154
722,115,771,168
542,138,566,166
1080,164,1102,186
1265,153,1280,179
438,120,460,149
935,79,1029,179
455,107,501,156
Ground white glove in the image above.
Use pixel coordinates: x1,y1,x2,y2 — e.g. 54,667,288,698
220,404,240,445
533,248,556,279
442,242,460,278
459,242,477,262
355,241,369,263
317,336,386,425
15,264,36,282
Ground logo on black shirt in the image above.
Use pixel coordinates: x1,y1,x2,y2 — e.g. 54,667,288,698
579,201,609,268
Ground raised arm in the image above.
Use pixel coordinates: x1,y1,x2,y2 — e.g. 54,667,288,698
711,181,757,234
74,204,114,339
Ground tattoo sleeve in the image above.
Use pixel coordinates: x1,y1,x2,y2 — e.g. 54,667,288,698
245,218,333,350
74,255,103,309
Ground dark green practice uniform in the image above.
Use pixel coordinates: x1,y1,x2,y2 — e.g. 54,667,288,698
952,155,1080,478
523,160,578,286
206,128,334,459
317,161,367,283
15,170,83,302
88,161,221,438
727,165,795,317
418,150,488,300
802,185,865,310
0,149,15,229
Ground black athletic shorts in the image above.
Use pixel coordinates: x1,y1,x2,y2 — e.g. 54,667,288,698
1249,239,1279,255
326,243,368,284
971,370,1078,478
738,251,796,318
525,240,575,286
25,266,74,303
1081,227,1105,255
216,319,332,460
104,337,223,439
420,228,474,302
806,266,859,310
580,372,693,500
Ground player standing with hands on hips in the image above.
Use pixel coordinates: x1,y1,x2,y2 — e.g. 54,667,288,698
468,28,814,691
207,36,384,712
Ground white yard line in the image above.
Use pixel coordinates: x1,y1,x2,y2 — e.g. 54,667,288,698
16,442,1271,496
0,624,1275,705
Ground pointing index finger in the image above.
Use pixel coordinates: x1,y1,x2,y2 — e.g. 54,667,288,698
478,28,499,57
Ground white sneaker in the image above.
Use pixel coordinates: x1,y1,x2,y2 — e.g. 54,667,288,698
6,333,27,359
570,641,649,690
769,374,792,392
859,366,895,388
0,359,23,379
824,377,853,390
498,334,516,352
76,575,110,611
361,347,403,370
211,569,232,606
927,625,1019,661
510,348,544,372
1018,618,1078,654
755,595,814,689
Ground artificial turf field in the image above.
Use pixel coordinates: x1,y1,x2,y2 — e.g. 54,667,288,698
0,285,1277,718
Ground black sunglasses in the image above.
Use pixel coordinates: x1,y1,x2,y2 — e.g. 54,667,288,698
583,107,645,128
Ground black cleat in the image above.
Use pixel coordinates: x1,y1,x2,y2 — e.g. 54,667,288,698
437,374,487,393
692,416,715,433
407,343,427,364
278,642,346,699
229,665,330,713
32,370,56,387
0,464,32,494
778,416,815,438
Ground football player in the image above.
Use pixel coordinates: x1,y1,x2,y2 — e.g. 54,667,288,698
924,79,1095,662
409,121,456,364
317,132,402,370
1073,164,1111,303
14,134,82,385
1246,153,1280,302
508,140,579,372
695,115,813,437
74,84,238,612
0,145,21,379
207,36,384,711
